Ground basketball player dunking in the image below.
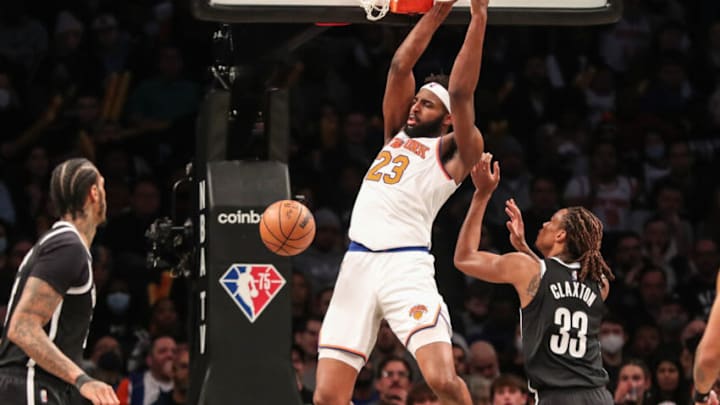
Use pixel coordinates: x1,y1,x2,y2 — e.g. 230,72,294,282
313,0,488,404
454,153,615,404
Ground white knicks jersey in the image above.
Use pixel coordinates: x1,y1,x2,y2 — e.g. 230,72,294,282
348,131,459,250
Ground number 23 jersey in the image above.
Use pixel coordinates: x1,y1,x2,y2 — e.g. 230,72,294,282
348,132,459,251
521,257,609,391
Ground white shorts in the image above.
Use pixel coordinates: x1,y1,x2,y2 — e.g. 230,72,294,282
318,249,452,371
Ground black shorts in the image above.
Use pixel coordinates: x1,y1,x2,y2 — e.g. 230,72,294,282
536,386,613,405
0,367,75,405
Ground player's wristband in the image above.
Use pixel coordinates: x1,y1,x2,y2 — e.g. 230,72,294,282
693,389,710,403
74,373,94,391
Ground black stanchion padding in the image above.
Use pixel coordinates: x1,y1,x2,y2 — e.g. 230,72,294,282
189,161,301,405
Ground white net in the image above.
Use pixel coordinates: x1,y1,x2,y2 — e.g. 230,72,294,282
359,0,390,21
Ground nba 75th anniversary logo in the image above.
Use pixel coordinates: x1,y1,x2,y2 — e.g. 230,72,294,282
219,264,286,323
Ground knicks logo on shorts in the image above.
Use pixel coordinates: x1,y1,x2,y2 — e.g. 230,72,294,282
409,305,428,321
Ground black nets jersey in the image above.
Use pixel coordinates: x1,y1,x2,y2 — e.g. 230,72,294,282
521,257,609,391
0,221,95,382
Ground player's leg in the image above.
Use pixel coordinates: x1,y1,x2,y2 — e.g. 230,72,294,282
379,252,472,405
415,341,472,405
314,358,359,405
314,252,381,405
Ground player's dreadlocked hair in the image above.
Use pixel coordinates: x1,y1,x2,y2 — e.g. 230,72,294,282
562,207,615,283
50,158,99,219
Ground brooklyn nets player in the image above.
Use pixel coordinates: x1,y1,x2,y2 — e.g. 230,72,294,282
454,153,614,404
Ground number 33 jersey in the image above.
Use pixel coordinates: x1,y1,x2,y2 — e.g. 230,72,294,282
348,132,459,251
521,257,609,391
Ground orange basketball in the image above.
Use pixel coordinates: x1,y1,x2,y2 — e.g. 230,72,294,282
259,200,316,256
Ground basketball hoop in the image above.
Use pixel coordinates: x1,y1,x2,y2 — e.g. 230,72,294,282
360,0,390,21
360,0,439,21
391,0,434,14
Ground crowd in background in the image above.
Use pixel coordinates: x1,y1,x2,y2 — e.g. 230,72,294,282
1,0,720,404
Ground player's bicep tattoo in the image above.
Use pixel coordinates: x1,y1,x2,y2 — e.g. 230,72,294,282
14,277,62,328
526,273,541,297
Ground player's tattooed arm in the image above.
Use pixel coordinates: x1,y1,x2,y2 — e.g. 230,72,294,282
526,273,541,297
7,276,85,384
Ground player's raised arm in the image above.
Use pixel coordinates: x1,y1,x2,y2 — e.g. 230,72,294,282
453,154,539,306
382,0,456,143
505,198,541,261
447,0,487,167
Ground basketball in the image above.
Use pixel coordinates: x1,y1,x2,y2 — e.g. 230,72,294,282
259,200,316,256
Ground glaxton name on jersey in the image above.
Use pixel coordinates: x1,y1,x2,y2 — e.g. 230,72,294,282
549,280,598,307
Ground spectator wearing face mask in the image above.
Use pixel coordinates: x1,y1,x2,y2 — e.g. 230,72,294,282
88,277,138,356
85,335,125,388
600,315,629,392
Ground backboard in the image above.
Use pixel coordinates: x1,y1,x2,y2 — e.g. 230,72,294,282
192,0,622,26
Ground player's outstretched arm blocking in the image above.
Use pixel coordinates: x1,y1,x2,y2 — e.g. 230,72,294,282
382,1,456,142
454,154,539,306
447,0,489,167
505,198,541,261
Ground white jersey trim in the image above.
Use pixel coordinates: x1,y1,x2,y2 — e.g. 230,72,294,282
48,300,63,341
44,222,94,294
539,259,547,278
67,258,93,295
51,221,92,258
550,256,581,269
519,309,539,403
26,366,35,405
435,136,453,182
38,227,73,247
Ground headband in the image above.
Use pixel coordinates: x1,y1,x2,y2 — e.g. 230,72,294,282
420,82,451,113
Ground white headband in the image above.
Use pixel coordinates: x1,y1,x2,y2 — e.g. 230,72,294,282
420,82,451,113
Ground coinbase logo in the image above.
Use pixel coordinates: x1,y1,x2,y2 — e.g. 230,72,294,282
217,210,261,224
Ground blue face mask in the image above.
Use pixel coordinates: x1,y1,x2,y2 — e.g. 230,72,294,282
106,292,130,315
0,237,6,254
